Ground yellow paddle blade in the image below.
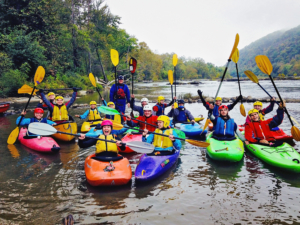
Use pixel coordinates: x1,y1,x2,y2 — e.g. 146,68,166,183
34,66,45,86
291,116,300,128
173,54,178,66
110,49,119,66
7,127,20,145
291,126,300,142
202,118,210,134
174,102,178,109
255,55,273,75
7,144,20,158
232,48,239,63
240,104,246,117
186,139,210,148
89,73,97,87
168,70,174,85
244,70,259,84
228,33,240,60
195,117,204,122
111,121,123,130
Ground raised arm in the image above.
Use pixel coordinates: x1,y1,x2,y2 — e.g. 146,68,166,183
65,89,78,109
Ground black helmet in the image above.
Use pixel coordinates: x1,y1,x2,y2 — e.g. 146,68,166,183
118,75,124,80
178,99,185,104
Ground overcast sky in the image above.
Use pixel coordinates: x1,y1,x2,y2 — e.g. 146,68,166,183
105,0,300,66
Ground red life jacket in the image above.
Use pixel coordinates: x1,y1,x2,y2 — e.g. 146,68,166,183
245,118,275,143
133,115,158,132
116,86,126,99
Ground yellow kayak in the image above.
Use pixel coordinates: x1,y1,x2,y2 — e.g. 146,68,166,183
187,117,204,122
52,121,78,141
81,120,102,133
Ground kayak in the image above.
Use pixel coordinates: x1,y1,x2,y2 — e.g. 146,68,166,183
81,120,102,133
179,123,207,137
18,127,60,153
52,121,78,141
0,102,10,113
118,132,142,153
85,154,132,186
206,132,244,162
246,143,300,173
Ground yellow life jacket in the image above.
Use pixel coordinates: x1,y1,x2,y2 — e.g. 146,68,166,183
259,112,265,121
52,105,69,121
153,129,173,148
95,134,118,154
88,109,101,121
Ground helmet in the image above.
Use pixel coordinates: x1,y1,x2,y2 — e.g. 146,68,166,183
34,108,44,114
253,101,263,107
141,98,149,104
157,96,165,102
178,99,185,104
107,102,115,106
218,105,228,111
157,115,170,128
118,75,124,80
248,109,259,116
216,97,222,101
101,120,113,128
55,96,64,100
90,101,97,105
143,105,152,111
48,92,55,97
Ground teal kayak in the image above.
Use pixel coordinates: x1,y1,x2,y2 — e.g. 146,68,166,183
206,132,244,162
246,143,300,173
179,123,207,137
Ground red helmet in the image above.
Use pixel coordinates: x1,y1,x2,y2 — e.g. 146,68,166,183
101,120,113,127
218,105,228,111
34,108,44,114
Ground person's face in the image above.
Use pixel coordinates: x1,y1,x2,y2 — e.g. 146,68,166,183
254,105,262,111
102,125,112,135
108,104,115,109
35,113,43,120
215,100,222,106
250,112,259,122
179,103,184,107
157,120,164,129
118,79,124,84
91,104,96,109
57,99,64,105
49,95,55,100
160,100,164,104
144,110,152,117
141,101,147,107
219,108,228,117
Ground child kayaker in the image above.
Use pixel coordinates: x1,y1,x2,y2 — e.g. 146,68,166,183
142,115,181,154
167,99,195,123
105,102,122,123
130,94,149,116
75,101,101,121
245,98,275,123
153,96,176,116
126,105,158,132
245,102,285,147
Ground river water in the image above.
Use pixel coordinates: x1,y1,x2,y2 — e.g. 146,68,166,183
0,80,300,224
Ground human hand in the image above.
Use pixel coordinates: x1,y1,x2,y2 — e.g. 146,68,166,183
245,141,249,145
126,116,131,121
79,134,86,140
131,94,135,98
259,139,269,144
143,128,148,136
209,104,214,110
279,101,286,109
173,96,177,100
21,110,26,116
169,134,175,141
116,141,122,146
271,97,275,102
75,115,80,118
40,100,43,103
52,123,57,126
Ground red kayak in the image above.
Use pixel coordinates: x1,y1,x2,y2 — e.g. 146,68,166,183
0,102,10,113
117,133,142,153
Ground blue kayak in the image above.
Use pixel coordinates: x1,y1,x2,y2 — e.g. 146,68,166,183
135,149,180,182
180,123,207,137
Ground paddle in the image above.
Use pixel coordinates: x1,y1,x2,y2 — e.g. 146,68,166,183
89,73,103,103
214,33,239,100
7,66,45,144
232,48,246,117
28,123,155,154
255,55,300,141
168,70,174,99
110,49,119,86
201,118,211,135
129,57,137,116
98,106,120,115
18,85,82,94
173,54,178,108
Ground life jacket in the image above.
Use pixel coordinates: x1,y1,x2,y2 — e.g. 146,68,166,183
213,105,220,117
247,120,275,142
88,108,101,121
95,134,118,154
153,129,173,148
28,118,48,135
105,114,121,124
177,108,188,122
135,115,158,132
52,105,69,121
115,85,126,99
213,117,235,137
154,103,166,116
258,111,265,121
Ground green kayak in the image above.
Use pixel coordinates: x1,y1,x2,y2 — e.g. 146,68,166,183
206,132,244,162
246,143,300,173
125,128,186,139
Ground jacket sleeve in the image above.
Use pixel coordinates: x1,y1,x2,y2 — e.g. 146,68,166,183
65,91,77,109
172,131,182,150
40,92,53,112
37,102,48,110
79,110,90,119
126,119,138,127
167,99,175,107
142,133,154,144
244,123,260,143
186,110,194,121
16,116,30,126
125,85,131,103
130,98,135,109
109,84,115,102
268,108,284,129
46,119,55,125
227,96,241,111
262,101,275,115
131,99,142,112
167,109,174,117
112,127,128,135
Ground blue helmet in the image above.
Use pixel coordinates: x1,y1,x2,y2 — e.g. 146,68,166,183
118,75,124,80
178,99,185,104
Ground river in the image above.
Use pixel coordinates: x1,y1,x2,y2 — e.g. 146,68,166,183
0,80,300,224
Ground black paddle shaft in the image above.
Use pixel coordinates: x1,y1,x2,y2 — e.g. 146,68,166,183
257,83,279,105
18,86,36,127
214,59,231,100
42,88,83,91
235,63,242,102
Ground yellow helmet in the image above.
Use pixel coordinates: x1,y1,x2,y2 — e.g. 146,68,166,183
215,97,222,101
248,109,259,116
157,115,170,128
90,101,97,105
48,92,55,97
55,96,64,101
157,96,165,102
107,102,115,106
253,101,263,107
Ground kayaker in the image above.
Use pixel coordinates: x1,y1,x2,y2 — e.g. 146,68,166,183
198,90,242,117
75,101,101,121
126,105,158,132
37,92,55,110
245,102,285,147
130,94,149,116
153,96,176,116
39,88,79,123
167,99,195,123
78,120,126,156
245,98,275,123
105,102,122,123
142,115,181,154
16,108,56,136
109,75,130,114
209,104,237,141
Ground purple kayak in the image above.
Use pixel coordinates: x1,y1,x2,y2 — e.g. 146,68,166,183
135,149,180,182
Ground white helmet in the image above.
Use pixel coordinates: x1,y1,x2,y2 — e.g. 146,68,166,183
143,105,152,111
141,98,149,104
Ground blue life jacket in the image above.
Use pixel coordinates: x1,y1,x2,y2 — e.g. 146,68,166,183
177,109,188,122
213,105,219,117
213,117,235,138
155,104,166,116
28,117,48,135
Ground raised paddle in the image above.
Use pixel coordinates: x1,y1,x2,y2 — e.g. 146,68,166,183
173,54,178,109
129,57,137,116
18,84,82,94
201,118,211,135
214,33,239,100
232,48,246,117
28,123,154,154
89,73,103,103
7,66,45,144
98,105,120,115
255,55,300,141
168,70,174,100
110,49,119,86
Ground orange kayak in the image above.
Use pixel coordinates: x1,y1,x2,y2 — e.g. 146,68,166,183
85,154,132,186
